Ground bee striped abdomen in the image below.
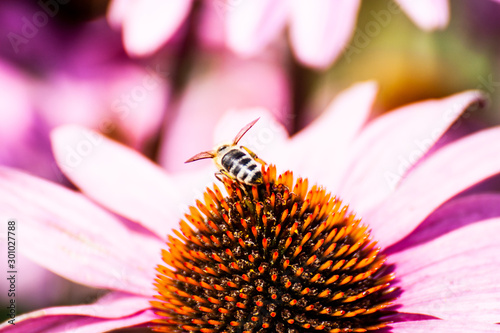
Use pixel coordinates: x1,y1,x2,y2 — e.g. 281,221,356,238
221,148,262,184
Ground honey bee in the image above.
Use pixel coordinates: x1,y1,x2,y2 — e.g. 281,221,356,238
185,118,266,185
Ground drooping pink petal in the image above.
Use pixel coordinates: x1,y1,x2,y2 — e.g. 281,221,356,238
108,0,193,56
396,0,450,31
159,57,290,173
2,310,155,333
367,126,500,248
386,193,500,253
338,90,485,216
289,0,361,68
225,0,288,56
286,81,377,190
390,218,500,322
4,292,150,322
51,125,181,238
0,292,155,332
391,320,500,332
0,167,162,296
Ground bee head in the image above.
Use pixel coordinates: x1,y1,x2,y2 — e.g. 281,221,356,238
215,144,231,156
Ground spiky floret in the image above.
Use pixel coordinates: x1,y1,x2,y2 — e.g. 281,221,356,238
151,165,397,332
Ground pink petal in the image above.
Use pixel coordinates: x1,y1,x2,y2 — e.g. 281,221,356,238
108,0,193,56
387,193,500,253
0,167,162,296
285,81,377,190
289,0,361,68
0,293,155,332
225,0,288,56
392,320,500,332
368,125,500,248
390,218,500,322
396,0,450,31
159,57,290,173
339,90,485,217
51,125,181,238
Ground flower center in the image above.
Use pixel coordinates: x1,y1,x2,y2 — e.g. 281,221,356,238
151,166,397,332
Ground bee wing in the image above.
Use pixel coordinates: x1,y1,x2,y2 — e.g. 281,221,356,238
233,118,260,145
185,151,215,163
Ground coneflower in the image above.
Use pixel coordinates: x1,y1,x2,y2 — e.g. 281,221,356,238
152,165,396,332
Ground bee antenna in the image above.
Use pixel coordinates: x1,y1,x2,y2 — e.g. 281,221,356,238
185,151,215,163
233,118,260,145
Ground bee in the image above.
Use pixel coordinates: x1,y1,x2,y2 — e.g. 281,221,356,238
185,118,266,185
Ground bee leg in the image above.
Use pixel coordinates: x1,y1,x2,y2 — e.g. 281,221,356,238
241,146,266,165
215,170,234,183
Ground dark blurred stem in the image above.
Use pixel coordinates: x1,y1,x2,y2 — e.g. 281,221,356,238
289,55,318,134
170,1,202,95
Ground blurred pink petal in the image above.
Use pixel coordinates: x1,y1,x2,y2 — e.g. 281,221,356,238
368,126,500,248
391,218,500,322
107,0,193,56
396,0,450,31
0,63,32,139
196,0,227,49
225,0,288,56
0,167,162,296
289,0,361,68
106,0,128,29
392,320,500,332
0,61,34,164
339,90,485,215
51,125,181,238
159,57,290,173
286,81,377,189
